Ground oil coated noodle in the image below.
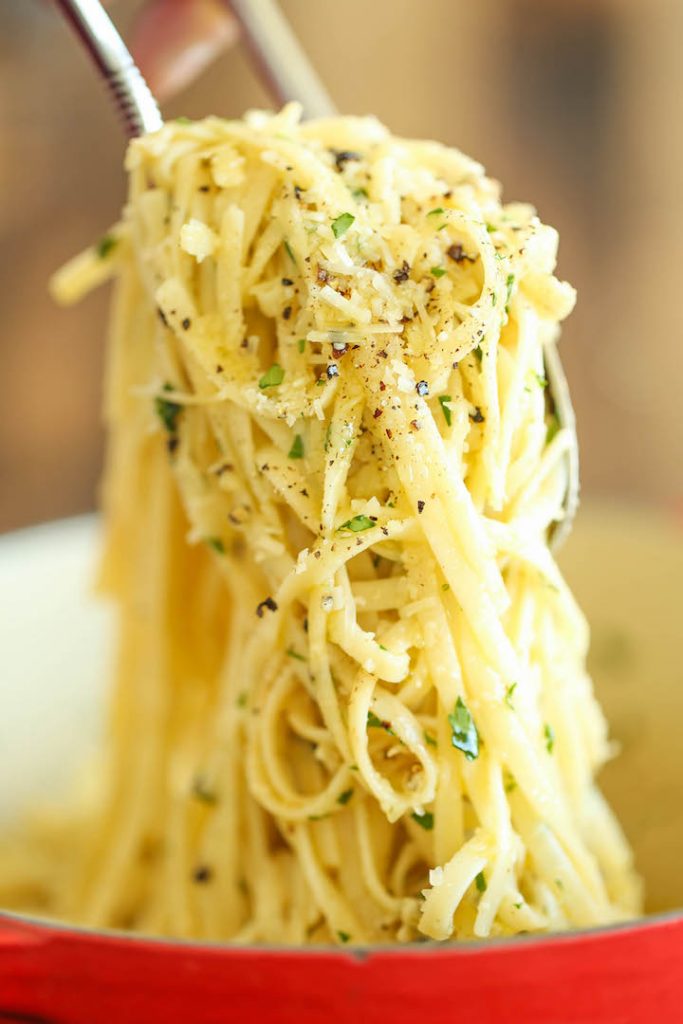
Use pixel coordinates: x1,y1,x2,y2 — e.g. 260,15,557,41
5,105,640,942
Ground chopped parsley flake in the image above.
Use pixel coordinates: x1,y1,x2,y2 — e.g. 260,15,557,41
546,415,561,445
430,266,447,278
506,273,515,306
96,234,117,259
331,212,355,239
531,371,548,389
473,345,483,362
411,810,434,831
337,789,354,805
337,931,351,943
475,871,487,893
424,732,437,748
544,723,555,754
286,648,306,662
206,537,225,554
367,710,393,734
505,682,517,709
485,223,496,233
288,434,304,459
352,187,369,200
259,364,285,389
441,583,450,592
339,515,375,533
297,337,306,353
427,207,445,217
448,696,479,760
283,240,296,262
192,777,217,805
155,383,181,434
438,395,452,427
237,693,248,708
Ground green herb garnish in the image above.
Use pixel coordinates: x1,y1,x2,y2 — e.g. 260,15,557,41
331,212,355,239
284,240,296,262
192,777,217,805
339,515,375,533
485,222,496,233
96,234,117,259
175,116,192,125
155,383,181,434
352,187,369,200
288,434,304,459
475,871,487,893
337,789,354,805
448,696,479,761
505,682,517,709
337,931,351,943
505,273,515,307
546,414,560,446
430,266,447,278
259,364,285,389
286,648,306,662
473,345,483,362
237,693,248,708
297,338,306,353
438,395,452,427
531,372,548,389
367,710,393,735
427,207,445,217
424,732,437,748
206,537,225,554
544,723,555,754
411,810,434,831
441,583,450,592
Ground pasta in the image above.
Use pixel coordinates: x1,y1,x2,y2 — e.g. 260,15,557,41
6,104,641,942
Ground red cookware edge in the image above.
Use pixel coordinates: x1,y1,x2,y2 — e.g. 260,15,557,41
0,913,682,1024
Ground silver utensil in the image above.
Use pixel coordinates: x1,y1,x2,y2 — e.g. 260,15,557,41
53,0,162,138
53,0,578,546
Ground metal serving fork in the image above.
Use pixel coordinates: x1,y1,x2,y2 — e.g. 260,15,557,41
53,0,579,547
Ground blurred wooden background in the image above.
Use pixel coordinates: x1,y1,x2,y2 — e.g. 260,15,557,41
1,0,681,532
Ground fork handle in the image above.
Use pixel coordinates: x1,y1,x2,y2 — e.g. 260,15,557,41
226,0,335,120
54,0,162,138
